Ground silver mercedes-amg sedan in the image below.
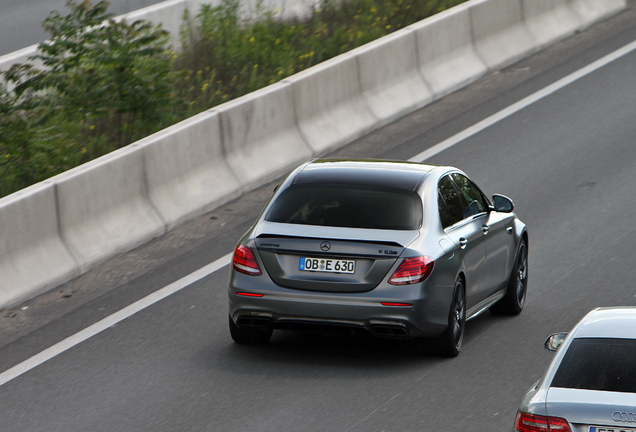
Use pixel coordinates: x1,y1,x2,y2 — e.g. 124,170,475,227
514,307,636,432
228,159,527,356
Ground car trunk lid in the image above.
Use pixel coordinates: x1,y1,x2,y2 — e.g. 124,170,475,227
253,222,419,292
546,387,636,430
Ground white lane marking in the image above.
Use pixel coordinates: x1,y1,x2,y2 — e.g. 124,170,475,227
408,39,636,162
3,38,636,388
0,253,232,387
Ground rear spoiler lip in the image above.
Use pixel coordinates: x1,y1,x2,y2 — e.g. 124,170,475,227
256,233,404,249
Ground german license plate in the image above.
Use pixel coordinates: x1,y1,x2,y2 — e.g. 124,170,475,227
590,427,636,432
299,257,355,274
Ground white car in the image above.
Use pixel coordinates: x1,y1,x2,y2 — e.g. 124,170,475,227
514,307,636,432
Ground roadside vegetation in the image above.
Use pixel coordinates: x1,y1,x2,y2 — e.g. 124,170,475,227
0,0,465,197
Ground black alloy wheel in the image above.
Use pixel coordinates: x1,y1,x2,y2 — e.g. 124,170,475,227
439,277,465,357
490,239,527,316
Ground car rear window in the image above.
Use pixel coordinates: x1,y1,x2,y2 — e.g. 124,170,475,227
551,338,636,393
265,184,422,230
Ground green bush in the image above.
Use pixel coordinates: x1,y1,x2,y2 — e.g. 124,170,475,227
0,0,465,197
1,1,176,196
35,1,176,145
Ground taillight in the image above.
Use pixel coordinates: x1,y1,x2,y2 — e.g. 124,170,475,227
515,412,571,432
232,245,262,276
515,412,548,432
388,256,434,285
546,418,571,431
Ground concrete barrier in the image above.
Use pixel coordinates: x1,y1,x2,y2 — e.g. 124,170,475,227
0,183,79,310
354,28,433,126
218,82,313,189
470,0,538,70
571,0,626,29
0,45,40,77
54,146,166,272
522,0,582,50
288,53,377,155
122,0,190,46
413,3,487,99
256,0,319,20
140,110,241,230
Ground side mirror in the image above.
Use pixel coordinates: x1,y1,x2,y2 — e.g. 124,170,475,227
544,333,568,352
492,194,514,213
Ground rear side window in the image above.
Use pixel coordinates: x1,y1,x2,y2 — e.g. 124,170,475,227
265,184,422,230
551,338,636,393
438,176,464,228
438,191,454,229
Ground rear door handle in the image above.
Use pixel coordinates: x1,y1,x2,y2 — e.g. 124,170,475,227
507,227,513,235
482,225,489,235
459,238,468,249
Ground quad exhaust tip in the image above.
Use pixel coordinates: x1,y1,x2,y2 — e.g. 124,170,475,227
371,324,409,339
236,316,272,328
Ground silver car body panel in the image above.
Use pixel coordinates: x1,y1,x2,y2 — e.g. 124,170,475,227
516,307,636,431
546,388,636,431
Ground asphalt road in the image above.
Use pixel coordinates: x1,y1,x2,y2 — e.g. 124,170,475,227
0,0,171,56
1,4,636,431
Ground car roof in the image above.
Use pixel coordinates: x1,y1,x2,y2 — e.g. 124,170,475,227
572,307,636,339
291,159,440,191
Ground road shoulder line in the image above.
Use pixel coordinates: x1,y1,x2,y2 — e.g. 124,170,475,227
408,39,636,162
0,253,232,387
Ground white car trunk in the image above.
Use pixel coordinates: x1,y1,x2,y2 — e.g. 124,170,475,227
546,387,636,431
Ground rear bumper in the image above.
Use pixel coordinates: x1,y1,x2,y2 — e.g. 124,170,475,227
232,310,412,339
228,271,454,339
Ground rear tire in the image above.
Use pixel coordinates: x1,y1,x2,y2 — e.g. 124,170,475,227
490,239,527,316
437,277,465,357
229,316,273,344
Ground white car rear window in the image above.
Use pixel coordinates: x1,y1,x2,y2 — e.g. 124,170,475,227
551,338,636,393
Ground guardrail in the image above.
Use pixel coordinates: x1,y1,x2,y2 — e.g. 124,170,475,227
0,0,626,309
